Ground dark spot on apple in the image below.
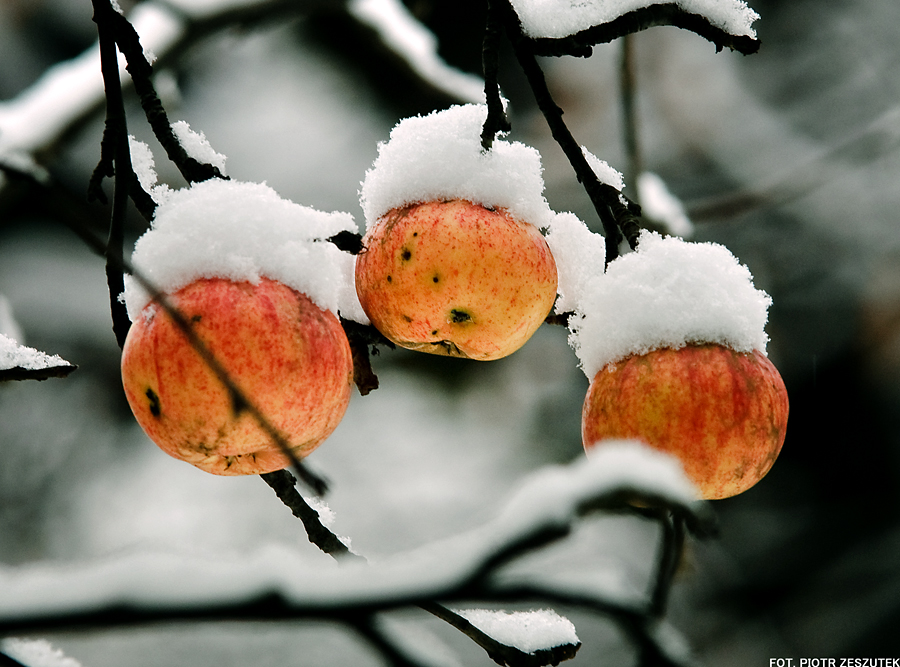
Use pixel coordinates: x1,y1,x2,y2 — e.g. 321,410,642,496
450,309,472,324
146,388,161,417
403,315,413,323
431,329,438,336
401,248,412,261
387,275,392,283
432,275,439,283
412,232,418,237
191,315,202,323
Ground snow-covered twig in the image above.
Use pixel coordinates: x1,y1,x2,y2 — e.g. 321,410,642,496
519,2,760,57
0,444,711,667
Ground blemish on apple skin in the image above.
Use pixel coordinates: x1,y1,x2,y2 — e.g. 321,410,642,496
386,275,392,283
146,387,161,417
401,248,412,261
450,309,472,324
432,275,440,283
191,315,202,324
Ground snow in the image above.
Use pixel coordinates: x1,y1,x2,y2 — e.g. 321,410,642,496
455,608,579,654
121,178,368,323
129,136,172,204
510,0,759,40
359,104,556,231
568,230,772,379
638,172,694,238
0,442,698,619
544,211,606,314
349,0,484,105
583,146,625,190
0,638,81,667
170,120,228,175
0,334,71,372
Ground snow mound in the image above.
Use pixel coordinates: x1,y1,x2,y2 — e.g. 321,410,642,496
122,179,367,323
359,104,555,230
455,608,579,654
0,333,71,372
568,230,771,378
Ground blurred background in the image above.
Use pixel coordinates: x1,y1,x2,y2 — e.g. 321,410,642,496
2,0,900,664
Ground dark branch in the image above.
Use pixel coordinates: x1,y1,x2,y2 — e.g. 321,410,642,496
92,0,135,350
500,3,641,263
526,3,760,58
261,469,358,558
104,6,227,184
480,0,511,150
0,364,77,383
0,651,28,667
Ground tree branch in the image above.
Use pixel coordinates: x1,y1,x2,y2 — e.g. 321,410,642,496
92,0,135,350
525,3,760,58
480,0,511,151
499,0,641,263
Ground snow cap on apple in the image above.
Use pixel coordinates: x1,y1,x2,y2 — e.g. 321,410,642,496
360,103,555,230
569,229,772,379
122,178,367,324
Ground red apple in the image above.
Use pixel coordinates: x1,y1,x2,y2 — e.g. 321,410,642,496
581,344,788,499
355,199,558,361
121,277,353,476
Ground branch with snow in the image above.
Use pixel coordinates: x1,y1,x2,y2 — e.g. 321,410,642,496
0,442,713,667
510,0,760,57
0,335,76,383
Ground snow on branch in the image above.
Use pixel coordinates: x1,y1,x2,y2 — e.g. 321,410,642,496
0,335,76,383
0,443,710,639
509,0,760,57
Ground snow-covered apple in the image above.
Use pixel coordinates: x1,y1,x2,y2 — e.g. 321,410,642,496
582,343,789,499
355,198,558,360
121,276,353,476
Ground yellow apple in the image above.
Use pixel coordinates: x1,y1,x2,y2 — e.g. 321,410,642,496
582,344,789,499
121,277,353,475
355,199,558,360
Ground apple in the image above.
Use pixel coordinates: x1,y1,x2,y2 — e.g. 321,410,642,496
121,276,353,476
581,343,788,499
355,199,558,361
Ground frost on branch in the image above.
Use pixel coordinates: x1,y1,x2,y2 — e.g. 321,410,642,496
121,178,368,323
509,0,760,40
568,230,772,379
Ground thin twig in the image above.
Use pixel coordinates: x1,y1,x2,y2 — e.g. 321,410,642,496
102,5,226,184
92,0,134,349
261,470,358,558
480,0,511,150
496,0,641,263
